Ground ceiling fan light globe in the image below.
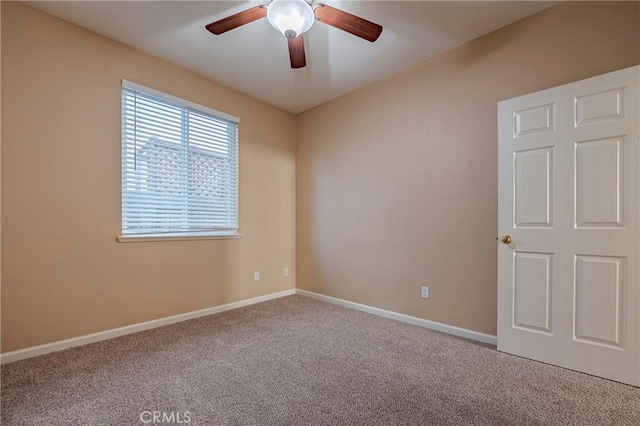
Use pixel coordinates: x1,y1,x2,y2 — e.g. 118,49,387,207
267,0,314,38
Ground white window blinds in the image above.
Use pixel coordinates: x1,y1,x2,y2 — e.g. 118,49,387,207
121,81,239,237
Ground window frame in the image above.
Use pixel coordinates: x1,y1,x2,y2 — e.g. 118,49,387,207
118,80,241,243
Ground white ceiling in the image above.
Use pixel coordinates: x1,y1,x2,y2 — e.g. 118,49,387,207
26,1,558,114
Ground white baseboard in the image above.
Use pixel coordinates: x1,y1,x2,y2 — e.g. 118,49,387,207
0,289,296,364
295,289,497,345
2,287,495,364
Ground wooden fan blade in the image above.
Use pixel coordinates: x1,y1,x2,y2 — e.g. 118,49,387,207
287,35,306,69
314,4,382,42
205,6,267,35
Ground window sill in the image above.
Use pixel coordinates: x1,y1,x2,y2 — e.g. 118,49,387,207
117,233,242,243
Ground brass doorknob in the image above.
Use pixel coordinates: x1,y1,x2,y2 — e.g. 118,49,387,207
501,235,512,244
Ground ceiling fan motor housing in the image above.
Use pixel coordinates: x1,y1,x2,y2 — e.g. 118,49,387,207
267,0,315,39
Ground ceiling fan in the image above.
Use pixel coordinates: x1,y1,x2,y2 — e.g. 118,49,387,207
205,0,383,69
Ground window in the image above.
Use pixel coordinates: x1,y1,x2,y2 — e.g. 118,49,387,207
120,81,239,240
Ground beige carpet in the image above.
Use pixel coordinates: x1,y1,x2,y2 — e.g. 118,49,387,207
2,295,639,425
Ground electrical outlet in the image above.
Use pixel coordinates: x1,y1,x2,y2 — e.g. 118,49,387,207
421,286,430,299
284,268,289,278
254,271,260,281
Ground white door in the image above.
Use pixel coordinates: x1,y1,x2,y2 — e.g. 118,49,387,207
498,66,640,387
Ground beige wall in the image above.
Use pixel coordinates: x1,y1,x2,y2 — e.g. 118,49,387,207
296,1,640,336
1,2,296,352
2,1,640,353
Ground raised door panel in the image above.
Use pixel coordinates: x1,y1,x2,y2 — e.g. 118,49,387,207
575,137,625,228
575,87,625,126
514,148,554,228
514,252,553,334
514,103,555,138
574,255,625,349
